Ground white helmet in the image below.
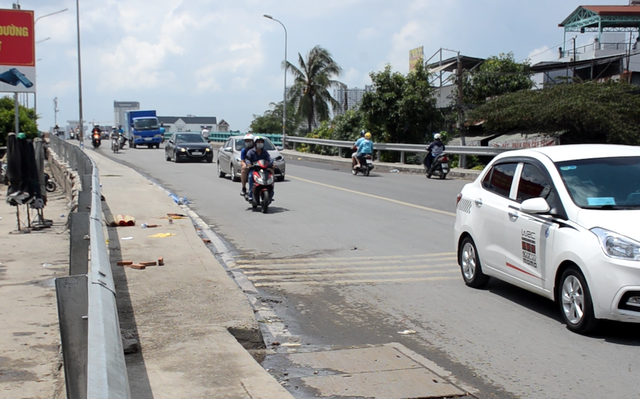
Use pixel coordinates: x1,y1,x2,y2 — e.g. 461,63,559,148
434,133,441,140
244,133,254,141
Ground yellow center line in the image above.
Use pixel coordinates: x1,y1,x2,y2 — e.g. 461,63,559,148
287,175,456,217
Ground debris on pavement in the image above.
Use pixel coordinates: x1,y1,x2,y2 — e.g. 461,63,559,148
148,232,176,238
117,261,133,266
398,329,417,335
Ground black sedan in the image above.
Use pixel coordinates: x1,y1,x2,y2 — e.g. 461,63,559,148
165,132,213,163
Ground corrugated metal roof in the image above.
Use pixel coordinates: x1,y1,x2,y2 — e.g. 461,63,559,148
582,5,640,16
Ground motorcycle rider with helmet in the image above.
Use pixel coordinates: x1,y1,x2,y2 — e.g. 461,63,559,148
240,133,254,196
351,130,366,169
354,132,373,170
245,136,274,202
424,133,445,171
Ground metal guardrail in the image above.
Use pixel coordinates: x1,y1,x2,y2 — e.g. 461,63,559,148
161,131,511,161
283,136,513,162
51,135,131,399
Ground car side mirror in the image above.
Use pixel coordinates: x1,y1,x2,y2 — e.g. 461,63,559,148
520,197,550,214
224,147,232,152
277,146,283,151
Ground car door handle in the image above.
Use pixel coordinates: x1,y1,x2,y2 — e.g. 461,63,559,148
508,211,519,221
474,198,483,208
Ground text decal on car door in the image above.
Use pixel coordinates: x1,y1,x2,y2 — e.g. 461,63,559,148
521,230,537,268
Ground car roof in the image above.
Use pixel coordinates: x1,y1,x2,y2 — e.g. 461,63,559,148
495,144,640,163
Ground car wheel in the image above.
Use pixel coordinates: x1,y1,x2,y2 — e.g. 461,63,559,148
174,151,180,163
559,267,598,334
459,237,489,288
230,164,240,182
206,155,213,163
276,175,285,182
217,162,225,178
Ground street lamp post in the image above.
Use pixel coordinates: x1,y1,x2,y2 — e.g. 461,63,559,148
34,8,67,127
263,14,287,149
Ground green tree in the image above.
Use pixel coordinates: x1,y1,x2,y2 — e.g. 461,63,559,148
249,101,299,134
460,52,533,106
468,80,640,144
286,45,346,133
0,96,38,146
359,62,441,144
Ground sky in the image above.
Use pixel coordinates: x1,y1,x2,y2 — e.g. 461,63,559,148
9,0,632,132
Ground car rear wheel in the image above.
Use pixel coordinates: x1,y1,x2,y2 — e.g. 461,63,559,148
559,268,598,334
217,162,225,178
459,237,489,288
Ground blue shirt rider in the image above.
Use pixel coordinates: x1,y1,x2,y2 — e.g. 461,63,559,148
354,132,373,169
245,136,273,200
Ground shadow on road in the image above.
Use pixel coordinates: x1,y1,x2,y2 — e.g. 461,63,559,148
102,199,154,399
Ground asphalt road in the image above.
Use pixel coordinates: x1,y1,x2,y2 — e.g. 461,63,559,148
100,143,640,399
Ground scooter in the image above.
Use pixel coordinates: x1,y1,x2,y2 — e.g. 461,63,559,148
352,154,374,176
244,159,274,213
92,132,101,149
112,134,119,153
426,153,450,179
44,172,56,192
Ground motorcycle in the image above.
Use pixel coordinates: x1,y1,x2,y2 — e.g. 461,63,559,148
244,159,274,213
119,133,127,149
352,154,374,176
111,134,119,153
44,172,56,192
426,153,450,179
91,132,101,149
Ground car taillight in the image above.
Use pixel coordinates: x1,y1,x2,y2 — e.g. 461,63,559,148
441,156,449,162
456,193,462,206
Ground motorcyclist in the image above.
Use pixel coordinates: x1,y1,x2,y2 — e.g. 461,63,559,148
245,135,274,202
354,132,373,170
239,133,254,197
424,133,445,171
351,130,366,169
201,128,210,141
91,125,101,146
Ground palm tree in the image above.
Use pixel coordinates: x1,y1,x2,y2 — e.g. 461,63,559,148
286,45,346,133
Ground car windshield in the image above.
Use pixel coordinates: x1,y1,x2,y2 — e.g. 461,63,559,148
556,156,640,209
176,134,205,144
133,117,159,130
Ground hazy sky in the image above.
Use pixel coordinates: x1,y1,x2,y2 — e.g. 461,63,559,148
13,0,629,131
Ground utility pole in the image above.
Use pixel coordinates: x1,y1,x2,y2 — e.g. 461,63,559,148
457,52,466,169
53,97,58,126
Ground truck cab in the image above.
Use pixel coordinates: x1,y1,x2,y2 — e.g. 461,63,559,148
126,110,165,148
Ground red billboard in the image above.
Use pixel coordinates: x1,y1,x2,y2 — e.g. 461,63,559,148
0,9,34,66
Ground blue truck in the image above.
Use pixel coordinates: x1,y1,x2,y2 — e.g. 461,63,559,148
125,110,165,149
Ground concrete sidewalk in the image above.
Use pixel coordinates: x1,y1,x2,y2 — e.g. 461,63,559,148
85,149,294,399
0,185,68,399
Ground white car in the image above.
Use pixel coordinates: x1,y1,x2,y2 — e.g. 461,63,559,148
454,144,640,334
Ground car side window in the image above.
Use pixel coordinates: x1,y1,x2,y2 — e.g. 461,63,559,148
482,162,518,198
516,164,553,203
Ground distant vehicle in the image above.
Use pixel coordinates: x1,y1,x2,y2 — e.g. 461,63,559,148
454,144,640,334
125,110,164,149
164,132,213,163
217,135,285,182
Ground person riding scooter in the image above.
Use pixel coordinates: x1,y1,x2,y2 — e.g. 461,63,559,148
245,136,274,202
424,133,445,171
354,132,373,170
91,126,101,148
